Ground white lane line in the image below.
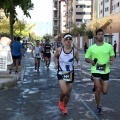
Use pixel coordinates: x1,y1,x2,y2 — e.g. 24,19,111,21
72,90,100,120
74,79,120,83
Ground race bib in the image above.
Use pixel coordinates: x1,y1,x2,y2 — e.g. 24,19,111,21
62,71,73,81
96,64,106,72
46,49,50,53
35,53,41,58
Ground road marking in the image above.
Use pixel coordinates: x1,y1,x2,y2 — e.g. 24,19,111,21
75,78,120,83
72,90,100,120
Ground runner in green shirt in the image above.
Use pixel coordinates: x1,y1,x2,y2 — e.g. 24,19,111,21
85,28,114,115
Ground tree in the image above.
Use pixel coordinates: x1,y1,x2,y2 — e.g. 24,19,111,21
70,22,87,37
0,17,35,37
0,0,34,40
86,30,93,39
43,34,53,40
88,13,112,35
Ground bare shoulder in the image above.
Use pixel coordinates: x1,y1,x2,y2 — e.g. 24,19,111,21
56,47,62,52
74,48,78,54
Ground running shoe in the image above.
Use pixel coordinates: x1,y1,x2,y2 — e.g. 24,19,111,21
97,106,102,115
59,101,64,111
62,106,68,115
37,69,40,72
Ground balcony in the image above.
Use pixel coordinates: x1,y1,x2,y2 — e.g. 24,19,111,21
53,17,58,20
53,26,58,30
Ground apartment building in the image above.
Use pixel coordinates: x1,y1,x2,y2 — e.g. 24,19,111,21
92,0,99,18
65,0,92,32
52,0,66,37
99,0,120,53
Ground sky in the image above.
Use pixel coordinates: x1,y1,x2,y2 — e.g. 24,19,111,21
16,0,53,36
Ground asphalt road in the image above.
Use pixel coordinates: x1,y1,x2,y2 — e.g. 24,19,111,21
0,50,120,120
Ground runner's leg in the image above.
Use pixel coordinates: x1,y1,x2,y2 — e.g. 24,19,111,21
94,79,101,107
64,83,73,107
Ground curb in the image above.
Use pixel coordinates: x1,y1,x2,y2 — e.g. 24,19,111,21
0,65,25,89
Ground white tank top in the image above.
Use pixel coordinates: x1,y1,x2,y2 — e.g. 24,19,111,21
58,47,74,74
34,46,41,58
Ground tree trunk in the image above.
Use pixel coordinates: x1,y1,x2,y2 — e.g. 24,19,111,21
10,11,14,41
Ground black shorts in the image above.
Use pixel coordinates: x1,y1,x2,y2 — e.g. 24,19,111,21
12,55,21,59
57,71,74,83
35,57,41,60
91,73,109,81
45,54,51,58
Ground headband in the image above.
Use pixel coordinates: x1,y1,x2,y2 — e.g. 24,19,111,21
63,34,72,39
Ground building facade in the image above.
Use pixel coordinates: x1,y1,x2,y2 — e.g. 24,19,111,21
99,0,120,53
52,0,66,37
65,0,92,32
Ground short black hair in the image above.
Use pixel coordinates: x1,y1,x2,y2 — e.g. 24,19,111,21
16,36,21,41
96,29,104,35
57,37,61,40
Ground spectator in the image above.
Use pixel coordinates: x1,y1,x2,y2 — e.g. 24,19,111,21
84,42,88,53
113,40,117,58
9,37,22,74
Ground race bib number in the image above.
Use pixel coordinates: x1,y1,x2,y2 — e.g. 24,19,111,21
96,64,106,72
46,49,50,53
35,53,40,58
62,71,73,81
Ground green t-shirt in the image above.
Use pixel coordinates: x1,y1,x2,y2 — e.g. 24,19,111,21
85,42,114,74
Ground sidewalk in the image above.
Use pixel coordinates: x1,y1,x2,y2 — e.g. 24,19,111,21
0,63,24,89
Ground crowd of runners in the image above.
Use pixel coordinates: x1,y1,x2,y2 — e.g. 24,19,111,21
0,28,115,116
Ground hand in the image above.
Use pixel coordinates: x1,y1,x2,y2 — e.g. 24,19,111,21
90,60,96,66
0,37,11,47
109,60,113,65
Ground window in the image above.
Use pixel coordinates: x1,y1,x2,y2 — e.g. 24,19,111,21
76,19,82,22
105,7,109,12
76,12,85,15
117,2,119,7
105,0,109,3
76,5,85,8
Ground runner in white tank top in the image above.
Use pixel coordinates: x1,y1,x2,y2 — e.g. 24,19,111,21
31,40,41,72
58,46,74,76
54,33,82,115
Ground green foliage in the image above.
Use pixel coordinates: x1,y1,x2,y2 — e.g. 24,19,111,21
43,34,53,40
0,17,35,37
70,22,87,37
86,30,93,39
0,0,34,19
0,17,10,34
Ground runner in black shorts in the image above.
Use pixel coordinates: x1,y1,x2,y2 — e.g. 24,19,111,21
85,28,115,115
44,39,51,69
54,33,82,115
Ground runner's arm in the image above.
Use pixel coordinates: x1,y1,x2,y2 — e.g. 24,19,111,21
54,48,60,68
74,49,82,69
31,46,35,57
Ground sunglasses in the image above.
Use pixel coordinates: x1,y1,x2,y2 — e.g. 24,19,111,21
65,37,72,41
